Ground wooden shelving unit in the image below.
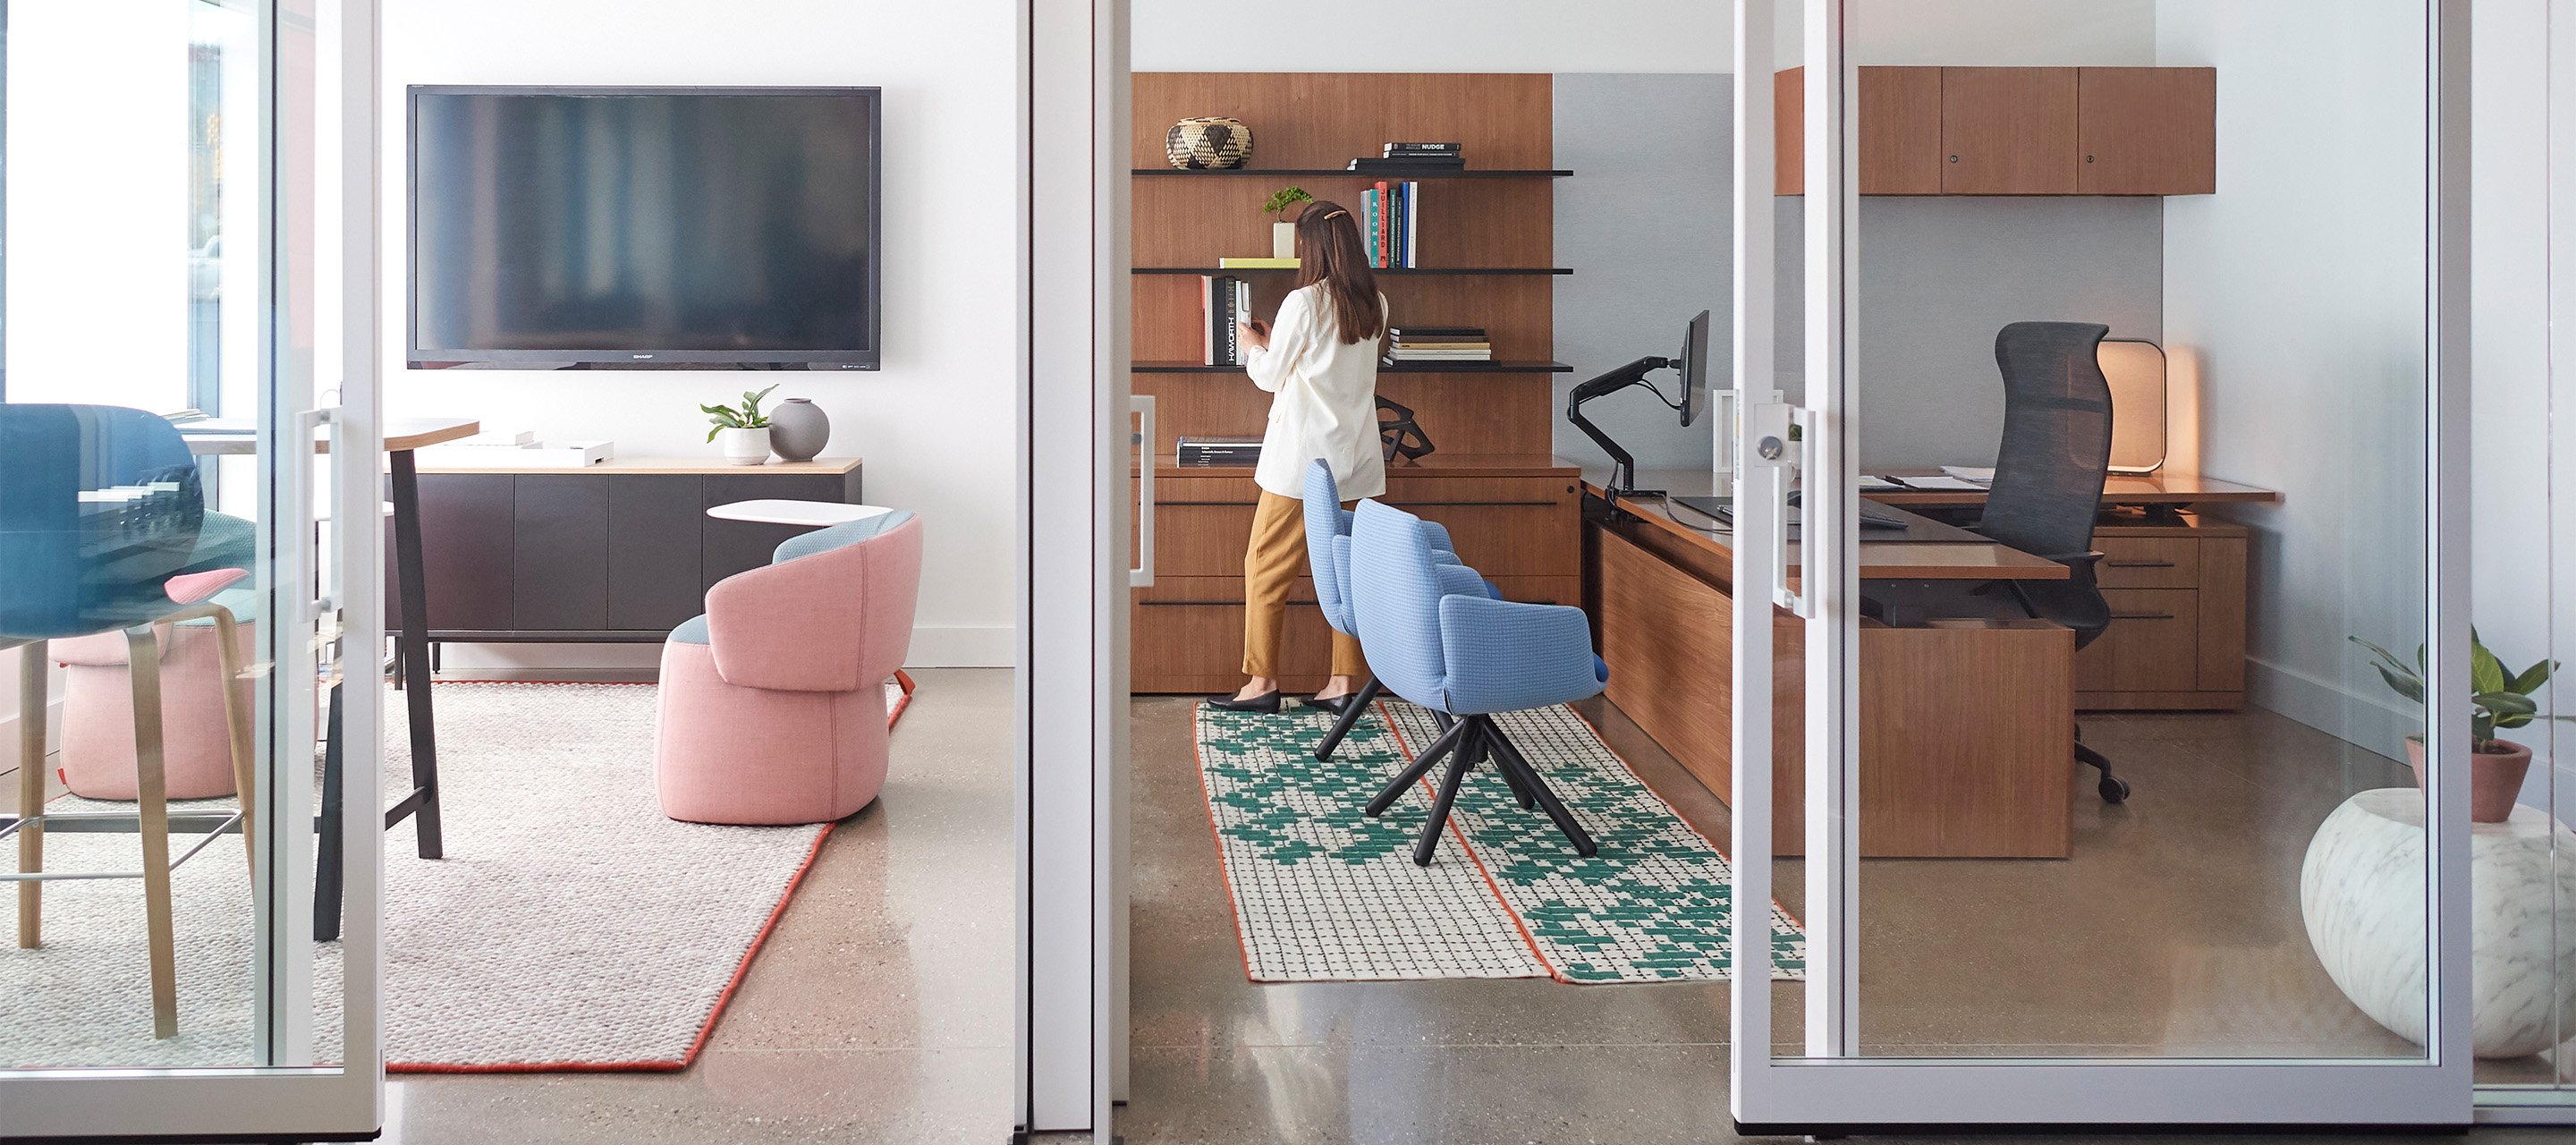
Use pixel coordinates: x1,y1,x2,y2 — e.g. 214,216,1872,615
1129,72,1584,695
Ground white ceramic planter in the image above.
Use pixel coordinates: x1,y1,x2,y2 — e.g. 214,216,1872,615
1273,221,1297,259
716,427,773,466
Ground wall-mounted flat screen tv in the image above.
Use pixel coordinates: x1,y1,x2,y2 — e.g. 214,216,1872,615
410,85,881,369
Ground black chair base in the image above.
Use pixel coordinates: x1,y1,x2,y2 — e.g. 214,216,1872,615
2076,724,2128,804
1364,713,1596,866
1312,675,1385,761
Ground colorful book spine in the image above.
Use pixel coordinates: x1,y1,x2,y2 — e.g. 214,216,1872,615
1376,181,1392,269
1402,181,1419,268
1362,188,1378,266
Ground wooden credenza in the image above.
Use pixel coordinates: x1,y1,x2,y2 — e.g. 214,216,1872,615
1131,455,1581,695
395,457,863,643
2076,514,2248,710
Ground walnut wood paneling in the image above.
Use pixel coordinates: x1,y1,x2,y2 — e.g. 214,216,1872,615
1132,273,1555,364
1131,178,1553,270
1941,67,2080,194
1137,375,1553,456
2079,67,2216,195
1133,72,1553,171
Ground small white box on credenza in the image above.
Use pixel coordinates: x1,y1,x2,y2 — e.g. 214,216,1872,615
2097,340,2167,475
419,440,614,469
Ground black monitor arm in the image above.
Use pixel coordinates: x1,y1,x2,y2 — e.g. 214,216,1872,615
1565,354,1676,511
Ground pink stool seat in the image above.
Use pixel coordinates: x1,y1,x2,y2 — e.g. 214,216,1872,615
55,611,257,802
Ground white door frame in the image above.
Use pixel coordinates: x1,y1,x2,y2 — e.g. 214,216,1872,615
1728,0,2479,1131
0,1,385,1138
1019,0,1128,1137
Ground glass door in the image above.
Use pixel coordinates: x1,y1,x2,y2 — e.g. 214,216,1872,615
0,0,382,1137
1728,0,2481,1129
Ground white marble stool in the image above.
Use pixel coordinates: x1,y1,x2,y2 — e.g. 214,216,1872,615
2301,787,2576,1058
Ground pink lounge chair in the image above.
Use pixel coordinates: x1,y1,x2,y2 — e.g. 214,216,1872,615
654,511,921,825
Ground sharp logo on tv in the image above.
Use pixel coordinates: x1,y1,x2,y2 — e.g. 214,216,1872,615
407,85,883,371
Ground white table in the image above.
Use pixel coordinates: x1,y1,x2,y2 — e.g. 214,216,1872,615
707,499,894,529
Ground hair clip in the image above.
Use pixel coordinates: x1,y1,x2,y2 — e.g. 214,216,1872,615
1321,209,1350,221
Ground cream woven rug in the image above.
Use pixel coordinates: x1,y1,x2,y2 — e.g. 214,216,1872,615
3,675,911,1073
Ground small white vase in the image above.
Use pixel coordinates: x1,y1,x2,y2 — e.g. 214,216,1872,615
1272,221,1297,259
716,427,772,466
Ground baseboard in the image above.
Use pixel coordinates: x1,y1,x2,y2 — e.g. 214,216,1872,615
2244,657,2412,761
0,700,65,773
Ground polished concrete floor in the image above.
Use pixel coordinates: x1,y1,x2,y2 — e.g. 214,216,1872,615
1119,692,2574,1143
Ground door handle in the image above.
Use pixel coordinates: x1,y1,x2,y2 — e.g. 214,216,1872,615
1130,395,1156,588
296,406,343,626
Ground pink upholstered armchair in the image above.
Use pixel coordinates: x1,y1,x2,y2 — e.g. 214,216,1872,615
655,510,922,825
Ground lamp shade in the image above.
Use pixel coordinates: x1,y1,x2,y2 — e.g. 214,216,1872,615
2097,339,2167,475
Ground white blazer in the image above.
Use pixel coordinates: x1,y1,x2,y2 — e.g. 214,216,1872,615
1245,284,1387,501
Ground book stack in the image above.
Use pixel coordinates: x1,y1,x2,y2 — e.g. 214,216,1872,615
1383,327,1492,367
1347,141,1465,173
1199,274,1252,366
1176,437,1263,467
1360,181,1420,269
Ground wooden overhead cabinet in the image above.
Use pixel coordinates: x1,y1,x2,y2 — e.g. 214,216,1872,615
2078,67,2217,195
1775,65,2213,197
1774,65,1943,196
1940,67,2080,194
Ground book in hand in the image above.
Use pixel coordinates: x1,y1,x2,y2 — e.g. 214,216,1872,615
1176,437,1264,467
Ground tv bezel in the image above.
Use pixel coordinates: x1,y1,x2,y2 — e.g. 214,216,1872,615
406,83,884,371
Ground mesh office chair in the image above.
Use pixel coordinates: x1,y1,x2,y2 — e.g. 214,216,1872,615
1975,321,2129,804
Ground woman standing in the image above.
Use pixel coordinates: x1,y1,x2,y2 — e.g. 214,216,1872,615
1207,201,1385,714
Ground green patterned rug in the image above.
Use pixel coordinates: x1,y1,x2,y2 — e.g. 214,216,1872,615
1194,700,1805,984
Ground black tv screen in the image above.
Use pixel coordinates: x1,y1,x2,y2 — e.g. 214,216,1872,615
409,85,881,369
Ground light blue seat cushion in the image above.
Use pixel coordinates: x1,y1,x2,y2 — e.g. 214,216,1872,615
774,509,914,564
1349,500,1606,717
672,614,711,645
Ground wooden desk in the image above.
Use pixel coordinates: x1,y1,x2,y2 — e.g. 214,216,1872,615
1598,469,2070,584
1576,465,2074,858
1866,470,2280,511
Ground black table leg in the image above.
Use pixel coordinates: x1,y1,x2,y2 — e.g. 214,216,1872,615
314,682,344,942
387,449,444,860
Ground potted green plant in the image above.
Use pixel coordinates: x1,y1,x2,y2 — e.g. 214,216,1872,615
2350,630,2559,822
1263,185,1313,259
703,384,781,466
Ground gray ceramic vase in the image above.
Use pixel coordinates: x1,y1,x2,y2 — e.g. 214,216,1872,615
767,398,831,462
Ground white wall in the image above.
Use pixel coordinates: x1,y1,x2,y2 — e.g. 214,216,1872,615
1131,0,1731,72
2158,0,2430,756
380,0,1020,667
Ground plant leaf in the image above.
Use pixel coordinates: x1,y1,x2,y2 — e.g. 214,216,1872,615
2470,639,2508,695
2374,663,2425,706
2511,658,2556,695
2478,692,2539,716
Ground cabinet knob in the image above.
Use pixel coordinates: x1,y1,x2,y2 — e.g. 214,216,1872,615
1948,155,1959,163
2086,155,2097,163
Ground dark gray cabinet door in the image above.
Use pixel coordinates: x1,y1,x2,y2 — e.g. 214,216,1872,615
513,476,610,632
606,475,705,632
399,474,514,632
701,473,849,592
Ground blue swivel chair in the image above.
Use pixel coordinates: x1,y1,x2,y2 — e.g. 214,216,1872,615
1348,499,1604,865
1302,459,1455,761
1,403,256,1039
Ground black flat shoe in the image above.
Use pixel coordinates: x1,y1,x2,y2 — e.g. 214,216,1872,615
1206,691,1283,713
1302,693,1359,716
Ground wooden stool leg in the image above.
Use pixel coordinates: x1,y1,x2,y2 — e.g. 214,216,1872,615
208,612,256,879
17,640,47,950
126,626,181,1039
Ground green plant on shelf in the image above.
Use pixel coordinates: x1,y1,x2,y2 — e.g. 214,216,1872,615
1261,186,1314,217
701,384,781,442
2350,629,2568,751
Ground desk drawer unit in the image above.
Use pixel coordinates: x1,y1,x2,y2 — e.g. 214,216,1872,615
1129,470,1581,694
2075,520,2247,709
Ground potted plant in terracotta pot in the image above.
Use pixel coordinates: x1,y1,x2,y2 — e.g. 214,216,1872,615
702,384,780,466
2349,630,2558,822
1262,185,1313,259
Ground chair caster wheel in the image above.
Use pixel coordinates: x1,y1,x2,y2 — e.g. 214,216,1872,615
2099,775,2131,804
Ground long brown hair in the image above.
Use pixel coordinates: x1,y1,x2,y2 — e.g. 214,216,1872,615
1291,200,1383,344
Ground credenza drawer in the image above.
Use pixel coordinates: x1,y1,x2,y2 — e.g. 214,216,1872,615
2076,589,2201,693
1138,473,1581,581
1129,573,1580,693
2094,535,2200,589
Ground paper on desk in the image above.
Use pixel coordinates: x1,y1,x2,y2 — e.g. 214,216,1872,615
1860,475,1905,490
1937,465,1996,485
1902,475,1987,491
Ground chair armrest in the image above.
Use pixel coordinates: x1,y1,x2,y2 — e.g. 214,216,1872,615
1432,563,1487,602
704,555,873,692
1434,594,1606,714
1420,520,1455,554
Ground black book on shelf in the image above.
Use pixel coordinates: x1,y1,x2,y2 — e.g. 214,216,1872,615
1384,141,1462,155
1176,437,1263,466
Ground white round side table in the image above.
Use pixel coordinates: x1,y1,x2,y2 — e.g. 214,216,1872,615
2301,786,2576,1058
706,500,893,529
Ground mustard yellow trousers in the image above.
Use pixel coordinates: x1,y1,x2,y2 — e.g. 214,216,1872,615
1241,491,1366,679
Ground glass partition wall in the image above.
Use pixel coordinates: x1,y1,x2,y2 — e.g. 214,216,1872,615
1728,0,2489,1129
0,1,383,1137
